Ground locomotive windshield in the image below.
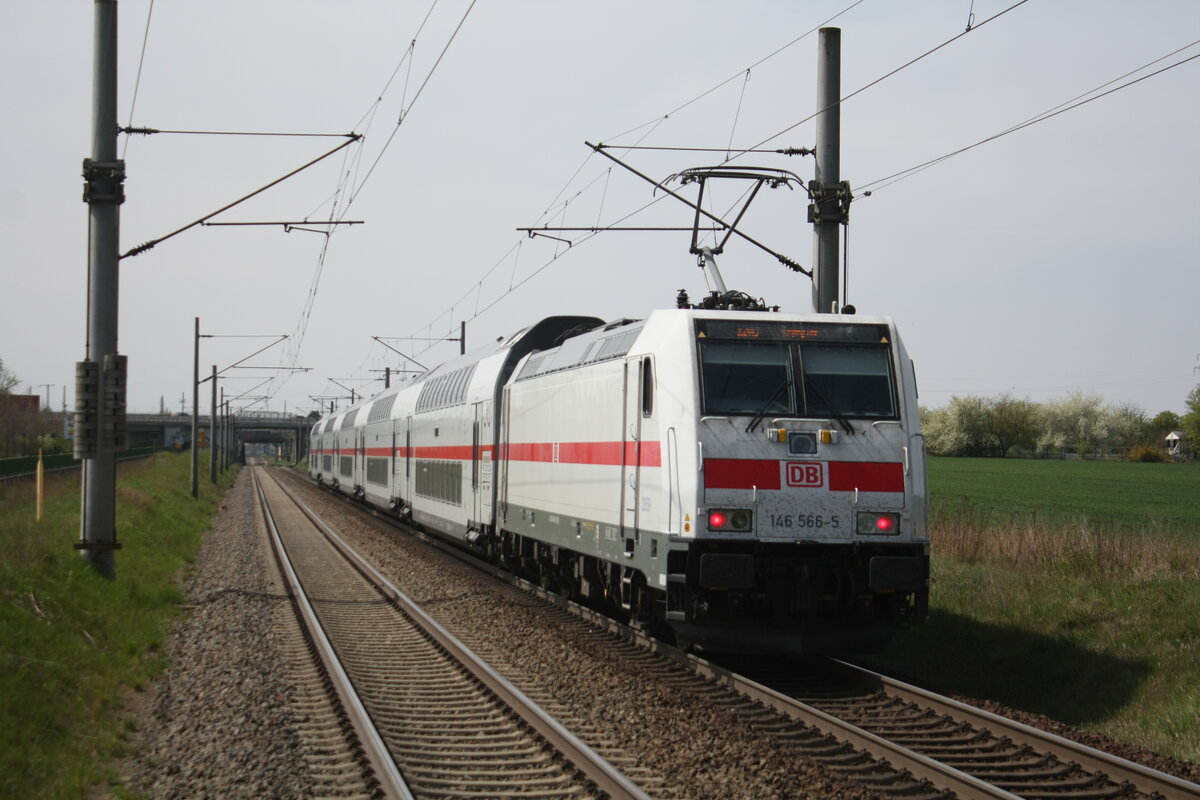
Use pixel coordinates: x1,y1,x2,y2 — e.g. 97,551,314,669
696,319,898,420
699,342,795,416
800,344,895,418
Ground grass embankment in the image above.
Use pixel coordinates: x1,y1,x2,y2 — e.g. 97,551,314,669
863,457,1200,764
0,451,237,800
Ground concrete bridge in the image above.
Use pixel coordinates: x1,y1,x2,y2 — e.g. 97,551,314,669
124,410,313,461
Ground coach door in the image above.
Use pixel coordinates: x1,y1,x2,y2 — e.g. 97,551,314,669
400,416,412,506
357,428,366,489
621,358,644,549
471,401,493,529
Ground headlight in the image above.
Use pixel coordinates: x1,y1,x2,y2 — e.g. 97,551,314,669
857,511,900,535
787,431,817,455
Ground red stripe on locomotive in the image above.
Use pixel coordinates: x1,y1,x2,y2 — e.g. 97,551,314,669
704,458,904,493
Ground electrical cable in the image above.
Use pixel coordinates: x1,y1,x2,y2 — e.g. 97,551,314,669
602,0,866,144
380,2,867,370
725,70,752,161
345,0,478,210
399,193,674,363
727,0,1033,160
340,0,1038,386
528,0,864,232
122,0,155,160
275,0,469,394
857,42,1200,195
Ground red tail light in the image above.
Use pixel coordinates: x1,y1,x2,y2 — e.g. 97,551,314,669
857,512,900,535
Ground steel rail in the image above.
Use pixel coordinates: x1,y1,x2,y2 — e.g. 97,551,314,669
836,660,1200,800
270,471,654,800
511,585,1019,800
251,469,413,800
290,470,1199,800
295,475,1010,798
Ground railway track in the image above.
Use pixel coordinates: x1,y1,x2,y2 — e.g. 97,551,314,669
699,655,1200,800
546,596,1200,800
251,466,651,800
277,468,1200,800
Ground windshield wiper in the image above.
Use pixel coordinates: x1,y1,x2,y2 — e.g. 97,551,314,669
745,379,791,434
803,380,854,435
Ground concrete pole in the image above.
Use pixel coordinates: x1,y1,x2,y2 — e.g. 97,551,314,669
219,388,225,473
209,365,217,483
812,27,841,314
227,401,235,469
79,0,122,579
191,317,199,498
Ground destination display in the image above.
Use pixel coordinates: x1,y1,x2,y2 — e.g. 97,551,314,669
695,319,890,344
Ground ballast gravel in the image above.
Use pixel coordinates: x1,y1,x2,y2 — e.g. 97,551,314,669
278,473,890,800
105,466,1200,798
115,472,315,799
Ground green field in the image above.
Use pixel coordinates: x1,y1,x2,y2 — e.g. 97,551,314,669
926,456,1200,533
0,452,235,800
860,455,1200,764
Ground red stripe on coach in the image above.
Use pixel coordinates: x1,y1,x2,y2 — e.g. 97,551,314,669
505,440,661,467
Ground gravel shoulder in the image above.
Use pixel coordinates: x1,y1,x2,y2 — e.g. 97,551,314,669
105,471,315,799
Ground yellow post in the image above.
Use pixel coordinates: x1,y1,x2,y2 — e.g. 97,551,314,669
36,448,45,522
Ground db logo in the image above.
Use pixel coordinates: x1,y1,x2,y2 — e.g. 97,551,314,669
786,462,824,487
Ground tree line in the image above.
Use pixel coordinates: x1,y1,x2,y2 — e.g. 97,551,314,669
921,387,1200,460
0,358,71,458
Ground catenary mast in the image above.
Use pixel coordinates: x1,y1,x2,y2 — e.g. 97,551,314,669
77,0,125,578
811,27,847,315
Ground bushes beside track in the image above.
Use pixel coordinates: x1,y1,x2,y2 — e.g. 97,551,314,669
0,450,237,800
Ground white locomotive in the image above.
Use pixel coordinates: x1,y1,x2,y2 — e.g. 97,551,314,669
311,306,929,654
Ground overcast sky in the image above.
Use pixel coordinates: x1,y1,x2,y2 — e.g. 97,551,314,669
3,1,1198,420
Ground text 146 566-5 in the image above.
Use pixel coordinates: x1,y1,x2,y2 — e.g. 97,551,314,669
770,513,840,529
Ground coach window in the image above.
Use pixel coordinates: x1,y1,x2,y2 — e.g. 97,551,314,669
641,357,654,417
471,422,480,488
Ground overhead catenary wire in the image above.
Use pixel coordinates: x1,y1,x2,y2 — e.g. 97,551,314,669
365,12,433,119
601,0,866,144
725,70,753,160
273,0,477,398
725,0,1034,161
397,192,675,365
856,39,1200,195
390,0,1022,365
344,0,478,211
528,0,862,231
326,3,1191,407
121,0,155,160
